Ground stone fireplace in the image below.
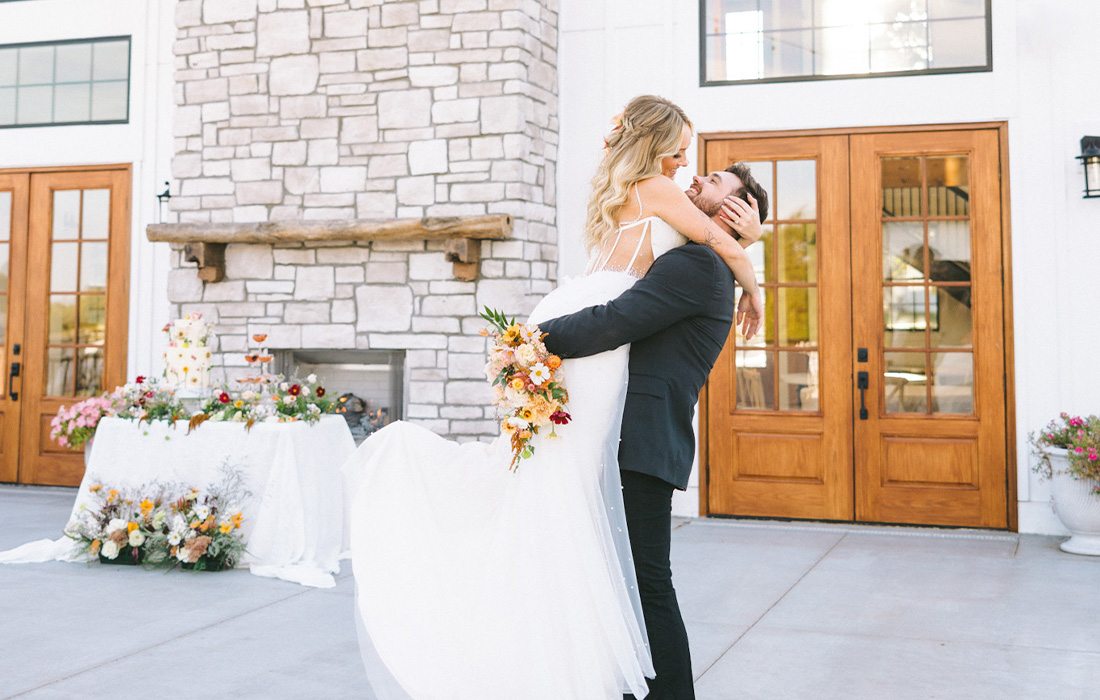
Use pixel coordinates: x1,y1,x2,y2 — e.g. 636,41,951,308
158,0,559,442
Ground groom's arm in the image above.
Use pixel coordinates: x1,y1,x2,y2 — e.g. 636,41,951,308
540,245,723,359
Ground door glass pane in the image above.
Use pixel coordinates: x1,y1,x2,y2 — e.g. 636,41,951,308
931,352,973,414
778,287,817,345
50,243,78,292
49,294,77,343
884,286,927,348
736,349,775,410
77,346,104,395
927,156,969,216
46,347,75,396
0,190,10,238
930,286,972,347
746,224,772,283
0,295,6,346
80,242,108,291
883,221,924,281
78,295,106,344
882,157,922,217
778,223,816,282
0,242,8,285
52,190,80,239
736,287,775,348
778,350,819,411
884,352,928,414
928,220,970,282
776,160,815,219
53,83,91,123
81,189,110,238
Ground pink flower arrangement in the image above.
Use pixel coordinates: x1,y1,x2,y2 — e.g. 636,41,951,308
50,396,114,450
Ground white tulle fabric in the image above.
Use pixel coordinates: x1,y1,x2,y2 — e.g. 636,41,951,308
345,216,686,699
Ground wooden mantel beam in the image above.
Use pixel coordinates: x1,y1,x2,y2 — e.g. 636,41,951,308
146,214,512,244
146,215,512,281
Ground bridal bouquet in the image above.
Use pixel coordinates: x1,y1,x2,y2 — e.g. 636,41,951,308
480,307,571,471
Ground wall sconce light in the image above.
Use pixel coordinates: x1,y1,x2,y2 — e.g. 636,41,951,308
156,181,172,222
1078,137,1100,199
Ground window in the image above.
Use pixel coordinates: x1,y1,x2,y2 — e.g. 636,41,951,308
701,0,991,85
0,37,130,127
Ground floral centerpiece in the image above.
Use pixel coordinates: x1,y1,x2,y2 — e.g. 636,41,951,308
1030,413,1100,555
110,376,187,423
480,306,571,471
49,395,113,451
64,464,249,570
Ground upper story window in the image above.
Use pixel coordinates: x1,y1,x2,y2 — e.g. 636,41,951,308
701,1,991,85
0,37,130,128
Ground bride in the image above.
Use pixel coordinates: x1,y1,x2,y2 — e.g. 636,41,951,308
344,95,763,699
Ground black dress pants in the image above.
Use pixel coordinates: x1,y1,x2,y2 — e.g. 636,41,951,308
621,470,694,700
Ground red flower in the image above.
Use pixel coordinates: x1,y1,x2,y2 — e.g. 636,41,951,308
135,375,145,384
315,387,326,397
289,384,301,396
218,392,230,404
145,391,154,398
550,411,571,425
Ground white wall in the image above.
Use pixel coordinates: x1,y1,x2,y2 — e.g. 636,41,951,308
0,0,175,379
557,0,1100,532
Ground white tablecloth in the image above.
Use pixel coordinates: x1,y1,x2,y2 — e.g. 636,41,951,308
0,415,356,588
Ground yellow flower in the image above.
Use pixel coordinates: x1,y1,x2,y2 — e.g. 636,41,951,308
106,489,119,503
234,399,244,409
190,519,201,530
510,378,525,391
518,430,532,440
501,419,517,434
502,325,522,344
139,499,154,514
219,522,233,534
231,512,244,529
127,521,139,532
89,484,102,494
90,539,101,554
519,407,535,422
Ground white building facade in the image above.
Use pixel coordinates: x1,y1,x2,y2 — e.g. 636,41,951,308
0,0,1095,534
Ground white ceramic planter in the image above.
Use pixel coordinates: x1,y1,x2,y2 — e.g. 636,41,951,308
1048,447,1100,556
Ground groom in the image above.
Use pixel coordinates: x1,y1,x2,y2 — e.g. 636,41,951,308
540,163,768,699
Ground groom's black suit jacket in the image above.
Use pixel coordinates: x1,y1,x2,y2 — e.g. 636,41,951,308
540,243,735,490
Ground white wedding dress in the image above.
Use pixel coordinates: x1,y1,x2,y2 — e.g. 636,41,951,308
345,200,686,699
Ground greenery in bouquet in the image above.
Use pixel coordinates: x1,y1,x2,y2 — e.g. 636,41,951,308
269,373,336,424
480,306,571,471
65,481,176,565
198,386,266,427
50,395,113,450
110,376,188,423
1030,413,1100,492
170,464,250,570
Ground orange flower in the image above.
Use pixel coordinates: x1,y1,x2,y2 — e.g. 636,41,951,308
139,499,154,515
546,355,562,370
231,512,244,529
219,522,233,534
106,489,119,503
127,522,139,533
90,539,101,554
519,430,532,440
190,519,201,530
89,484,102,494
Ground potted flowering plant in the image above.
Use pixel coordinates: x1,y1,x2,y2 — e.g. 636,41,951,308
1030,413,1100,555
50,396,114,465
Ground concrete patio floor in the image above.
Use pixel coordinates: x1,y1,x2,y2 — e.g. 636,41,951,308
1,484,1097,699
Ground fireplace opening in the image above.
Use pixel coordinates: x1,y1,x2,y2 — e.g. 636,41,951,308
275,349,405,443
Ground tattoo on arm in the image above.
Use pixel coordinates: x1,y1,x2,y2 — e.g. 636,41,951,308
704,229,721,248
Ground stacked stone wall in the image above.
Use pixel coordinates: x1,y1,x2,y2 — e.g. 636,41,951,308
168,0,558,440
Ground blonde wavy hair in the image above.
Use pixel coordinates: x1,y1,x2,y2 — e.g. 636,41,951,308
584,95,693,254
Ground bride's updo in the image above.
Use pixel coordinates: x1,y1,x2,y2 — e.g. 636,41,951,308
584,95,692,254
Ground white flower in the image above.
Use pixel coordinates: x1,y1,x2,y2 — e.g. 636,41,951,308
128,530,145,547
176,546,189,561
300,385,311,397
515,344,538,367
306,373,317,384
152,511,167,529
282,395,296,405
279,382,289,392
107,518,128,534
167,531,182,546
101,541,120,560
194,505,211,521
528,363,550,386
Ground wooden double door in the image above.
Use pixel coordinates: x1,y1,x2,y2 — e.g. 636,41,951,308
704,127,1012,528
0,168,130,486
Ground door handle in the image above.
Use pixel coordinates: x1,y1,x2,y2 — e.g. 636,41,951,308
857,370,869,420
8,361,20,401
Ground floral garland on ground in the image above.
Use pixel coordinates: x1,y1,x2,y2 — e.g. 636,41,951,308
65,463,249,570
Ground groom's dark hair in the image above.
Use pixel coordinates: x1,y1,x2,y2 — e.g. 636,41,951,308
726,162,770,223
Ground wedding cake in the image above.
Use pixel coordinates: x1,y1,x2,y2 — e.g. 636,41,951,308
163,313,213,396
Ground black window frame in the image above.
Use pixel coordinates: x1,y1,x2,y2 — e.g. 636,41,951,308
0,35,132,129
698,0,993,87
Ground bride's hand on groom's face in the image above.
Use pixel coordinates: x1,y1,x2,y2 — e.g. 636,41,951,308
718,193,763,245
736,291,764,340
